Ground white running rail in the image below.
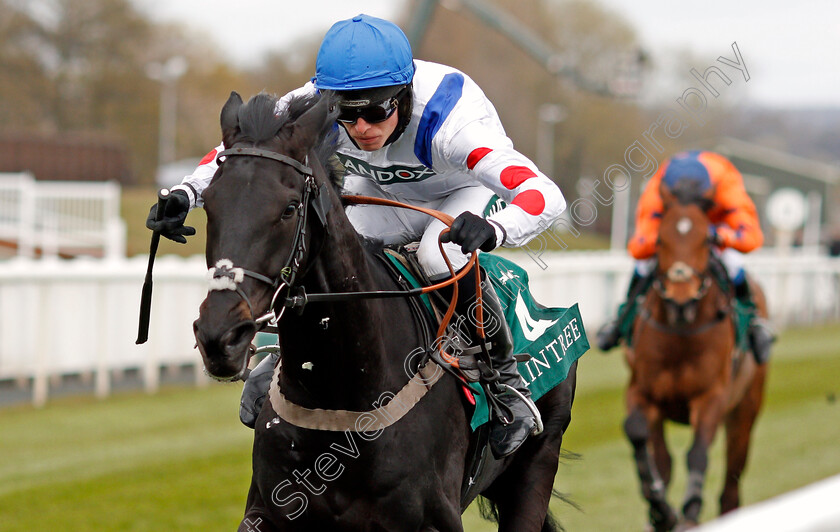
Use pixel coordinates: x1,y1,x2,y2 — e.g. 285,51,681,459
0,172,125,259
0,250,838,406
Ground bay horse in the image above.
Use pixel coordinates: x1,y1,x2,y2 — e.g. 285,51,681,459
192,91,577,531
623,180,768,531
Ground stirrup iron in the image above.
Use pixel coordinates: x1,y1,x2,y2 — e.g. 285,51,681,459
496,383,544,435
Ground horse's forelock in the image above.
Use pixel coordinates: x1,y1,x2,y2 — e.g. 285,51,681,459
234,93,283,143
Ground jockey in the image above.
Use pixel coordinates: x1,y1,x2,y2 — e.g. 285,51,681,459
147,14,567,459
596,150,775,364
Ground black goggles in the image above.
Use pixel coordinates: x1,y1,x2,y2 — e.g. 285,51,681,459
335,85,408,124
336,97,398,124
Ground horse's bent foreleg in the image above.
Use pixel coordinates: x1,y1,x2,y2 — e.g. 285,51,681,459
720,365,767,514
681,390,726,525
624,406,677,532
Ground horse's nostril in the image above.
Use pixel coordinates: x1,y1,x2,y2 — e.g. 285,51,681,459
221,321,258,353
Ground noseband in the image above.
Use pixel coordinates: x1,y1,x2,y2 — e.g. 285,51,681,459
652,260,711,312
643,253,729,335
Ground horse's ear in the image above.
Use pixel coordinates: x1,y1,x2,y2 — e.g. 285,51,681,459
702,182,717,208
659,181,676,208
287,94,334,151
220,91,243,146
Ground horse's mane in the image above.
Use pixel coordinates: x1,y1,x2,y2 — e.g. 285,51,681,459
235,92,343,190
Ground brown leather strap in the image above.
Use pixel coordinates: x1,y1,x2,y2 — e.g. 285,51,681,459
343,194,455,226
341,194,485,363
268,359,444,432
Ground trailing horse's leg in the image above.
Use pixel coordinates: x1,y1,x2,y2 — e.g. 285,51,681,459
649,416,672,488
720,364,767,514
680,390,726,526
624,401,677,532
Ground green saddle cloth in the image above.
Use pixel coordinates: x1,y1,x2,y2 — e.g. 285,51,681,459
385,252,590,431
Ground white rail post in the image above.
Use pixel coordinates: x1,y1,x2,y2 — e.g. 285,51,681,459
95,283,112,399
18,173,36,258
32,281,51,407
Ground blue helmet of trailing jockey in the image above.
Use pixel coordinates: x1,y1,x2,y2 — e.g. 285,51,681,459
662,150,715,205
315,14,415,147
663,151,713,191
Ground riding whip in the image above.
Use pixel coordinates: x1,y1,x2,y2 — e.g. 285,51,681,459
136,188,170,344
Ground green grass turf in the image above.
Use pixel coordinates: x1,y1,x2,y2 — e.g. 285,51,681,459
1,324,838,531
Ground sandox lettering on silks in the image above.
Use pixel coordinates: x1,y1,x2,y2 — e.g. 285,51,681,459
338,154,437,184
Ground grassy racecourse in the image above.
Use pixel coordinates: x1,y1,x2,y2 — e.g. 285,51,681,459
1,324,838,531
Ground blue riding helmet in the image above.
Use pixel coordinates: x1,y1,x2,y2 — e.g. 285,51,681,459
315,14,415,90
662,151,712,192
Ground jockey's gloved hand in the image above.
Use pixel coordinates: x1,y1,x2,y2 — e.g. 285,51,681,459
145,189,195,244
442,211,498,254
709,225,736,248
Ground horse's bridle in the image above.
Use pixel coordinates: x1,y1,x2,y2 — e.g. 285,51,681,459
643,246,729,335
206,146,475,330
209,146,326,326
652,261,713,305
206,146,527,428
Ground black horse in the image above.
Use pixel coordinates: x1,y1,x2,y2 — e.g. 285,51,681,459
192,91,577,531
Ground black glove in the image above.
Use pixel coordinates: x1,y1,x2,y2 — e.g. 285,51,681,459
239,352,279,429
441,211,498,254
145,189,195,244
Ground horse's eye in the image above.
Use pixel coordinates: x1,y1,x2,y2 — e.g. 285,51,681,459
282,202,299,219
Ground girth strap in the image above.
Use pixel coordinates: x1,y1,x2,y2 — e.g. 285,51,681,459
267,360,444,431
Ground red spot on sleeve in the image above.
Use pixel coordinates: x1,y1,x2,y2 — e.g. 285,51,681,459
199,148,218,165
512,190,545,215
500,166,537,190
467,147,492,169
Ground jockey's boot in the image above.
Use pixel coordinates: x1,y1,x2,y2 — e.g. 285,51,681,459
441,266,539,459
734,277,776,365
595,319,621,352
596,271,647,351
239,351,279,428
481,281,540,459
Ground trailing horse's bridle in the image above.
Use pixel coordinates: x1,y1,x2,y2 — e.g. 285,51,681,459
652,261,713,306
642,246,729,335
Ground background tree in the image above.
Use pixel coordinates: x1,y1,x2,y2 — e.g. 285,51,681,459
0,0,52,129
0,0,307,183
